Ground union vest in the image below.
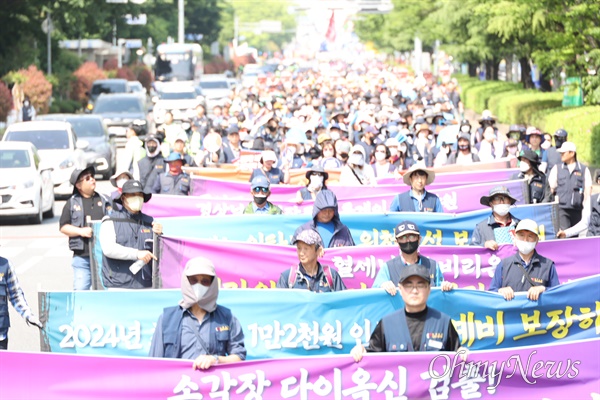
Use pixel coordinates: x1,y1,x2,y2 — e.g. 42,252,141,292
387,256,437,286
101,209,154,289
395,191,439,212
158,172,190,195
68,193,111,251
518,172,547,204
500,252,556,292
243,201,283,215
161,305,233,359
0,258,10,336
557,162,587,210
587,194,600,237
382,308,451,352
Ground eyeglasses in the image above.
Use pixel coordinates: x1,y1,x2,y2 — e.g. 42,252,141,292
253,187,269,194
401,282,429,291
198,277,213,287
311,172,324,177
490,196,511,204
397,234,419,243
77,175,94,183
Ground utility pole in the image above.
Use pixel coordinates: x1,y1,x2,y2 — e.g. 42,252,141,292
178,0,184,43
46,12,52,75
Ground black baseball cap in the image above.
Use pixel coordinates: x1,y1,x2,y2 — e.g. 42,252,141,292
394,221,420,238
399,264,431,284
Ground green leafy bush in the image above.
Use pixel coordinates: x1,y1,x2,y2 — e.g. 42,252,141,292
49,99,81,114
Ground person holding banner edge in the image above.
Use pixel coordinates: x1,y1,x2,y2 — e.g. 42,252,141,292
244,175,283,215
149,257,246,369
471,186,520,250
373,221,453,294
489,219,559,301
352,264,464,360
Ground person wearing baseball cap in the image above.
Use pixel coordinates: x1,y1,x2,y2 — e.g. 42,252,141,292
138,135,165,192
352,264,464,361
545,128,568,172
489,219,559,301
372,221,453,295
548,141,593,230
249,150,289,185
59,166,112,290
446,133,481,165
151,152,191,196
471,186,520,250
243,175,282,215
171,131,197,167
99,179,162,289
557,169,600,239
276,229,346,292
512,149,552,204
149,257,246,369
390,165,443,212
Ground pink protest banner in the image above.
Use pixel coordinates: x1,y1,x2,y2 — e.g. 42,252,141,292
2,339,598,399
145,179,526,217
157,236,600,290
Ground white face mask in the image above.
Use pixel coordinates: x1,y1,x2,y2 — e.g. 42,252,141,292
492,204,511,216
192,283,209,301
124,195,144,212
116,178,129,188
519,162,531,173
541,141,551,150
330,131,340,141
515,239,536,255
349,153,364,166
309,175,324,186
375,152,387,161
323,149,334,157
399,144,407,153
461,126,470,133
389,148,399,157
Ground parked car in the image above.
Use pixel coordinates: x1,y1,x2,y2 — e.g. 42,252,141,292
92,93,151,145
2,121,87,198
36,114,117,179
86,79,131,112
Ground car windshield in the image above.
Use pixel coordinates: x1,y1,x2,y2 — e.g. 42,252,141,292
66,118,105,138
5,130,70,150
91,82,127,95
159,91,196,100
0,149,31,168
200,81,229,89
93,98,143,114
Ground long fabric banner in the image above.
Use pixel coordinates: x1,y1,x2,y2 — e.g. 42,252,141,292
4,338,600,399
190,168,520,198
40,275,600,358
157,236,600,290
156,202,558,245
146,179,527,217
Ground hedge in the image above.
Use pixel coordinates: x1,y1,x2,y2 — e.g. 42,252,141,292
455,75,600,166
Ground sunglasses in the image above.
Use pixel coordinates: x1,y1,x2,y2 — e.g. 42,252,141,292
198,277,213,287
311,172,324,177
77,175,94,183
253,187,269,194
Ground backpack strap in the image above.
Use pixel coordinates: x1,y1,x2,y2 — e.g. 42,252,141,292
288,264,299,288
322,265,334,288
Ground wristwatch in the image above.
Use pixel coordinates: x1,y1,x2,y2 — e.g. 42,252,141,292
212,355,219,364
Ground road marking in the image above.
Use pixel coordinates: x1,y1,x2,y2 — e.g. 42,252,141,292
15,256,43,274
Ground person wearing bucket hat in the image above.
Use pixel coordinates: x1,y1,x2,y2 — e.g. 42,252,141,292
489,219,559,301
548,141,593,230
99,179,162,289
249,150,289,185
149,257,247,369
295,166,329,204
151,152,190,196
523,127,548,172
108,169,134,209
351,263,464,361
471,186,520,250
138,135,166,192
372,221,454,295
389,165,443,212
277,229,346,292
221,125,242,164
244,175,282,215
512,149,552,204
446,133,480,165
59,166,112,290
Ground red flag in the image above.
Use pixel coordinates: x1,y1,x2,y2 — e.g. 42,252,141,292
325,10,336,43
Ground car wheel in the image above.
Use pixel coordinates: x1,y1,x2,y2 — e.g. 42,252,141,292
43,194,55,218
30,194,43,224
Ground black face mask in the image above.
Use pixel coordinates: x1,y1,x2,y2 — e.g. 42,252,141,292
458,144,469,151
555,138,566,148
146,145,158,153
254,196,268,205
268,126,277,132
399,240,419,254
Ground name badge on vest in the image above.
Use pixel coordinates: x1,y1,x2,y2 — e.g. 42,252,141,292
427,339,443,349
0,273,4,282
424,207,433,212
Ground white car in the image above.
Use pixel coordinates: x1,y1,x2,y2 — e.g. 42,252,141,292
199,74,232,108
2,121,87,198
0,142,55,224
153,85,202,124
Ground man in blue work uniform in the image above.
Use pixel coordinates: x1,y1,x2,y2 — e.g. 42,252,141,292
149,257,246,370
152,152,191,195
351,264,463,359
471,186,520,250
0,256,42,349
243,175,282,215
489,219,559,301
389,165,443,212
372,221,453,294
59,167,112,290
277,229,346,292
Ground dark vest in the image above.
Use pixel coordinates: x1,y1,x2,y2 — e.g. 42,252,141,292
68,193,111,251
382,308,451,352
500,252,556,292
158,172,190,195
162,305,233,359
101,209,154,289
587,194,600,237
557,162,587,210
0,258,11,336
387,256,437,286
395,191,439,212
517,172,547,204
